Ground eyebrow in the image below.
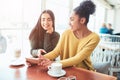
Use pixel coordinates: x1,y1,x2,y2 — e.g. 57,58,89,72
41,18,52,21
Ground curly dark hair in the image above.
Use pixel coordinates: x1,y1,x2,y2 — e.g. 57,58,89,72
74,0,96,25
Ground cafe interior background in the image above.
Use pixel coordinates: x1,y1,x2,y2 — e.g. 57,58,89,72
0,0,120,76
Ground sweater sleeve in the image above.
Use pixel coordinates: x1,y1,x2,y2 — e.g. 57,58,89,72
29,39,39,58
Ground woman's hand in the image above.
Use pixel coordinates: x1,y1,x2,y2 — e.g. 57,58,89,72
46,27,53,34
26,61,31,66
26,61,33,67
38,49,47,56
38,55,53,69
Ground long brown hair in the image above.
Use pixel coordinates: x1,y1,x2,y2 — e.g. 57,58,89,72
29,10,55,49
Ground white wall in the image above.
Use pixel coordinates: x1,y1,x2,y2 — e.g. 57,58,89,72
106,9,115,25
106,8,120,34
114,9,120,33
0,0,23,23
94,3,106,33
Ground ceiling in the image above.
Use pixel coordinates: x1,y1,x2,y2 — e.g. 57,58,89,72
106,0,120,8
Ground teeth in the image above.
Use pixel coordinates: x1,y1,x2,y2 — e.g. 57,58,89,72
44,25,48,27
44,26,48,28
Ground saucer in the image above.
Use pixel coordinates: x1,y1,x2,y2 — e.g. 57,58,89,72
47,70,66,77
10,58,25,66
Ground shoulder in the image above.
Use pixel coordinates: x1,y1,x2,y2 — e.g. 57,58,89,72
89,32,100,41
53,31,60,37
62,29,72,35
58,29,72,38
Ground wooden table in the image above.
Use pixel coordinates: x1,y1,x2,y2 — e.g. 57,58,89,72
0,54,117,80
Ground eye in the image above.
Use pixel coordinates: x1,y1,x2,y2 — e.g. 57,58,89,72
70,17,74,21
42,18,45,21
47,18,52,21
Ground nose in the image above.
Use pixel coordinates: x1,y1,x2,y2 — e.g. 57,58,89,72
69,21,71,26
44,20,48,24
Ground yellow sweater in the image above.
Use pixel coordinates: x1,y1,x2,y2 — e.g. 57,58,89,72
44,29,100,70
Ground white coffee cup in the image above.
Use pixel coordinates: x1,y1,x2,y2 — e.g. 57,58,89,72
48,62,62,74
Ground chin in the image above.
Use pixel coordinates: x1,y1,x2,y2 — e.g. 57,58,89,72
70,27,73,30
70,26,75,31
43,28,47,30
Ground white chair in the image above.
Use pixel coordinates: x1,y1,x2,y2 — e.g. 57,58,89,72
91,34,120,75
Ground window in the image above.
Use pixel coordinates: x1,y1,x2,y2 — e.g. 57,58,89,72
0,0,42,57
46,0,70,34
0,0,107,57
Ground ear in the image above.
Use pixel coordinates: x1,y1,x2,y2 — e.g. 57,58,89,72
80,17,86,24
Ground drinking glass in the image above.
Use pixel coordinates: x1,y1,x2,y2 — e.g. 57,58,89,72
67,75,76,80
57,77,68,80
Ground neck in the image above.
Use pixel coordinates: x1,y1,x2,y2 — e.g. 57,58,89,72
73,27,91,39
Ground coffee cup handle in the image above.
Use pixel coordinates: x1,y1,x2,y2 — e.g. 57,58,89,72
48,66,51,71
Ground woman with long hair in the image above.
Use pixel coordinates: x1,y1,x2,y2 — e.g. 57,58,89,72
29,10,60,57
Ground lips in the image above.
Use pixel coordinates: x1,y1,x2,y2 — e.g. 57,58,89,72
43,24,49,27
44,26,49,28
43,25,49,30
